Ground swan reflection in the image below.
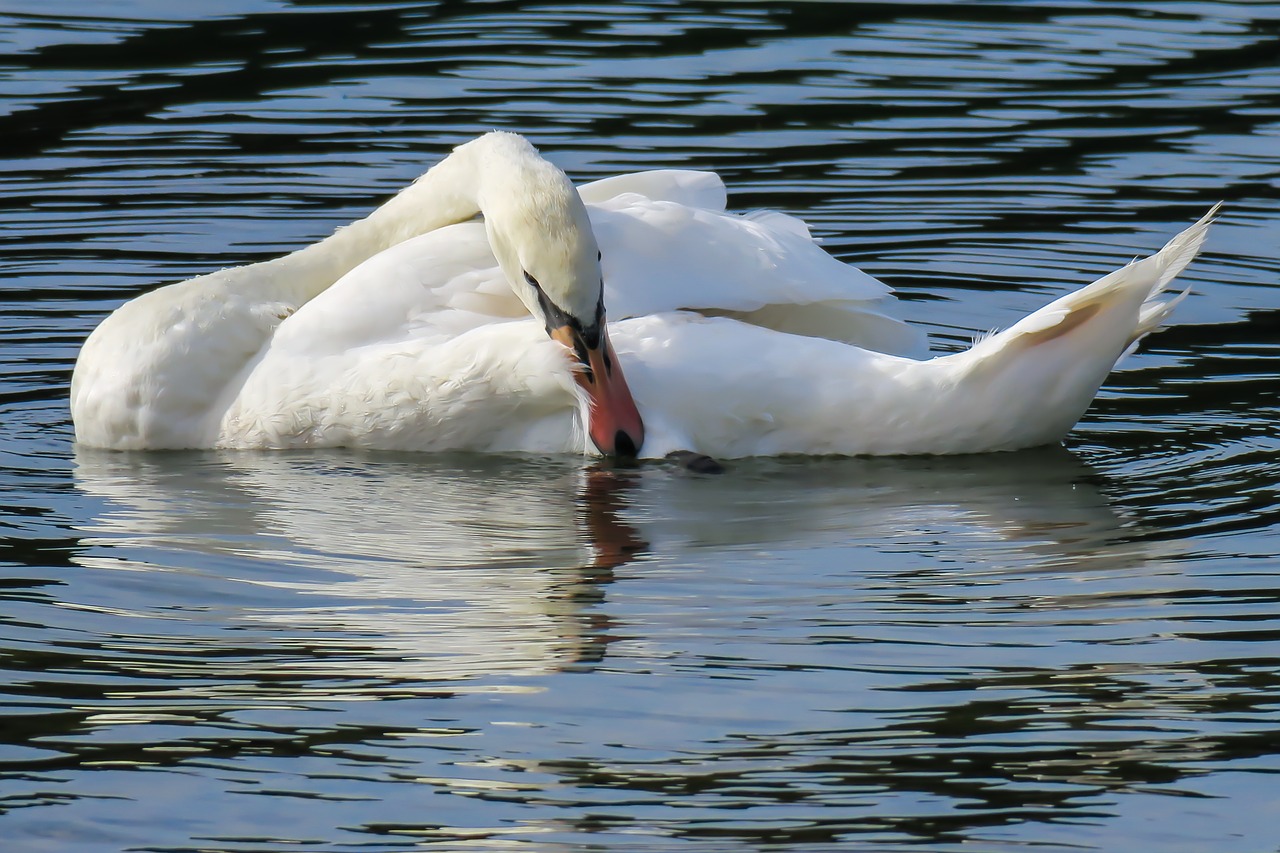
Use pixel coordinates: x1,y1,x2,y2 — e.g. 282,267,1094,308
73,451,645,686
72,447,1167,690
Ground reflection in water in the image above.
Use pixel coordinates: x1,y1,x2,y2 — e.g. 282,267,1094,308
636,448,1170,583
0,437,1247,850
56,448,1214,850
64,448,1158,702
72,452,649,687
3,0,1279,849
72,445,1154,595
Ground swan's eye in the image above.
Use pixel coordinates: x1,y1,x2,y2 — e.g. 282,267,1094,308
523,270,541,290
597,250,602,262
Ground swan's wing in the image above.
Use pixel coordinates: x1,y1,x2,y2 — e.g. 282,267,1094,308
278,172,927,361
223,317,582,452
590,194,927,357
270,221,525,357
577,169,728,210
228,225,579,451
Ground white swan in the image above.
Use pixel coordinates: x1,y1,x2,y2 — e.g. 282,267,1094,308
70,131,1216,459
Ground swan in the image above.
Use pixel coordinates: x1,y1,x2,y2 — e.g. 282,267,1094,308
70,131,1216,459
72,131,645,456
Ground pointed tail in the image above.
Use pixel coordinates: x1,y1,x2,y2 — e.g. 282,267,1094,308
990,203,1218,358
940,206,1218,450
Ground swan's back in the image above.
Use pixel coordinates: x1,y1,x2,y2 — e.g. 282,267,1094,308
272,167,928,357
70,264,301,449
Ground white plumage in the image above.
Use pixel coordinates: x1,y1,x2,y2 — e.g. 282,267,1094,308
70,131,1216,458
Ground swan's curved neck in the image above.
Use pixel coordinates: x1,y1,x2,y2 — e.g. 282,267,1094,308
269,131,548,307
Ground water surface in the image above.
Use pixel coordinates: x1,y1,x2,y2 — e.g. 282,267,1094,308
2,2,1279,851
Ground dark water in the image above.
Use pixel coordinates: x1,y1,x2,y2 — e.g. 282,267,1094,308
3,2,1280,851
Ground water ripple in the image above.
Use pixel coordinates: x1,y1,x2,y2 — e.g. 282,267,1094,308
2,2,1279,851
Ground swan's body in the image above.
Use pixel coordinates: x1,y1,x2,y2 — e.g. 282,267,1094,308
71,132,1215,458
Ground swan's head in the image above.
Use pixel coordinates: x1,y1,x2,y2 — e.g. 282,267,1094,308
478,143,644,458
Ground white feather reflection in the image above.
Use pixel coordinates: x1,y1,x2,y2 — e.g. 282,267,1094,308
71,447,1171,693
72,452,642,687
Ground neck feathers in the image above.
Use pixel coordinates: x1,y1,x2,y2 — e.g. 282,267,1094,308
275,132,590,313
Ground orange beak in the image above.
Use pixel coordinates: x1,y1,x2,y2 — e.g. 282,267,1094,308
551,324,644,457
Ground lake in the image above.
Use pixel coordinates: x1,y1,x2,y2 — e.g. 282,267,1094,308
2,1,1279,851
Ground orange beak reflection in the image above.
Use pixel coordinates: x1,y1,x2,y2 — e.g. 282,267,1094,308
551,324,644,457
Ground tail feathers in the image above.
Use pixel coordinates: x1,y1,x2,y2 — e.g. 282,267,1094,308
933,206,1218,451
1150,202,1220,298
1125,202,1220,347
973,204,1219,360
1126,281,1192,355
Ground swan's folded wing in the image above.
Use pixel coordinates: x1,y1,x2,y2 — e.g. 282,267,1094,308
589,194,927,357
279,174,927,362
577,169,728,210
270,221,525,357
